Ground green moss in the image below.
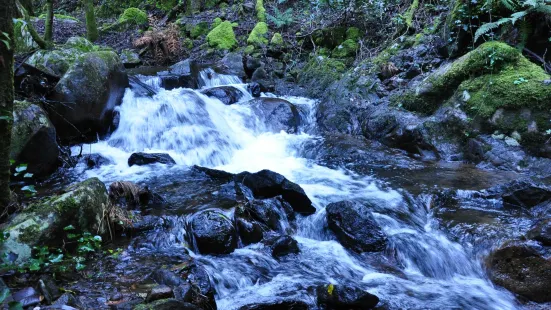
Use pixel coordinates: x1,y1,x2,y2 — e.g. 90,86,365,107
205,0,222,9
183,38,194,50
405,0,419,28
191,22,209,38
18,224,41,243
298,57,347,93
332,39,358,58
346,27,361,41
212,17,223,28
65,36,97,52
256,0,266,22
206,21,237,50
270,33,283,46
119,8,148,26
244,45,255,54
38,13,79,21
372,43,401,66
247,22,269,46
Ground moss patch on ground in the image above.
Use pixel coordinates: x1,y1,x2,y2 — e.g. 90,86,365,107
119,8,148,26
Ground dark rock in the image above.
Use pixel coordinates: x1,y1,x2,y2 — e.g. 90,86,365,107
527,219,551,245
326,201,387,253
245,57,264,77
84,154,111,169
217,52,246,80
134,299,202,310
129,75,158,97
48,51,129,143
187,265,217,310
235,206,264,245
188,210,237,254
192,165,234,181
13,287,41,307
251,67,274,92
238,300,310,310
245,198,293,232
39,275,61,304
201,86,245,105
138,187,166,207
173,283,193,301
316,284,379,309
128,153,176,166
246,98,302,133
271,235,299,258
237,170,315,215
465,138,486,164
158,59,198,90
52,293,78,307
502,181,551,209
487,245,551,302
146,285,174,302
11,101,59,177
247,82,261,97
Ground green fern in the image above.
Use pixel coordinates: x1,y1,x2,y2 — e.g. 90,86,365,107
267,7,294,29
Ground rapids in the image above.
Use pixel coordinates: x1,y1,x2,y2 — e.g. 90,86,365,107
69,69,521,309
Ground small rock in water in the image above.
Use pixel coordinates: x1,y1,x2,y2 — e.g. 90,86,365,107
188,210,237,254
316,284,379,309
146,285,174,302
271,235,300,258
128,152,176,167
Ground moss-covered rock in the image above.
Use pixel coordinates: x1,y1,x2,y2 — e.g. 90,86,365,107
25,48,83,77
65,36,96,52
346,27,361,41
332,39,358,58
313,27,346,49
119,8,148,26
190,22,209,39
212,17,223,29
247,22,268,46
256,0,266,22
298,57,347,97
10,101,59,177
0,178,109,264
270,33,283,46
50,51,129,143
206,21,237,50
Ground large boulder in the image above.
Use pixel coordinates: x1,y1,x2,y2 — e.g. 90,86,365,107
49,51,129,143
128,153,176,166
10,101,59,177
246,98,302,133
325,201,387,253
487,244,551,302
316,284,379,309
0,178,109,263
188,210,237,254
25,48,82,77
244,198,294,233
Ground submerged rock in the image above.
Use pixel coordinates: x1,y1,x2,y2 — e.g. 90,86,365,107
10,101,59,177
49,51,129,143
487,244,551,302
201,86,246,105
0,178,109,263
128,153,176,166
246,98,302,134
188,210,237,254
325,201,387,253
316,284,379,309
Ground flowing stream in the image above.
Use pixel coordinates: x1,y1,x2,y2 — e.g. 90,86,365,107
70,70,520,309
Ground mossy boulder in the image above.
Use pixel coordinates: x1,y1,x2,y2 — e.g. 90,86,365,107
25,48,83,77
49,51,129,143
10,101,59,177
270,33,283,46
206,21,237,50
119,8,148,26
298,57,347,97
14,19,38,54
65,36,96,52
0,178,109,264
256,0,266,22
332,39,358,58
212,17,223,29
397,42,551,132
247,22,269,46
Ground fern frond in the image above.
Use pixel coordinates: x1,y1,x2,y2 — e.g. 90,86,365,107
474,17,512,41
500,0,518,11
510,10,529,23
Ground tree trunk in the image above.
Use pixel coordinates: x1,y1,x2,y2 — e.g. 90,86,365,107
16,0,48,49
0,0,15,212
84,0,98,42
19,0,33,16
44,0,54,42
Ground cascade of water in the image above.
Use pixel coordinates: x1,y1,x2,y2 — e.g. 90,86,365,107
73,70,520,309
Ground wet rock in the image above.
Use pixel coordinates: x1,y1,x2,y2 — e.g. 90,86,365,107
246,98,302,133
237,170,315,215
129,75,157,97
235,206,264,245
487,245,551,302
247,82,261,97
0,178,109,263
201,86,246,105
188,210,237,254
326,201,387,253
217,52,246,80
49,51,129,143
13,287,40,308
271,235,300,258
134,299,202,310
39,275,61,304
251,67,274,92
156,59,199,90
527,219,551,245
187,265,217,310
316,284,379,309
464,138,487,164
10,100,59,177
84,154,111,169
245,198,294,233
146,285,174,302
501,181,551,209
238,300,310,310
52,293,78,307
128,153,176,167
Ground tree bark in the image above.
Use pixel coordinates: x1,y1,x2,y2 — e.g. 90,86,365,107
0,0,15,212
44,0,54,42
16,0,48,49
84,0,98,42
